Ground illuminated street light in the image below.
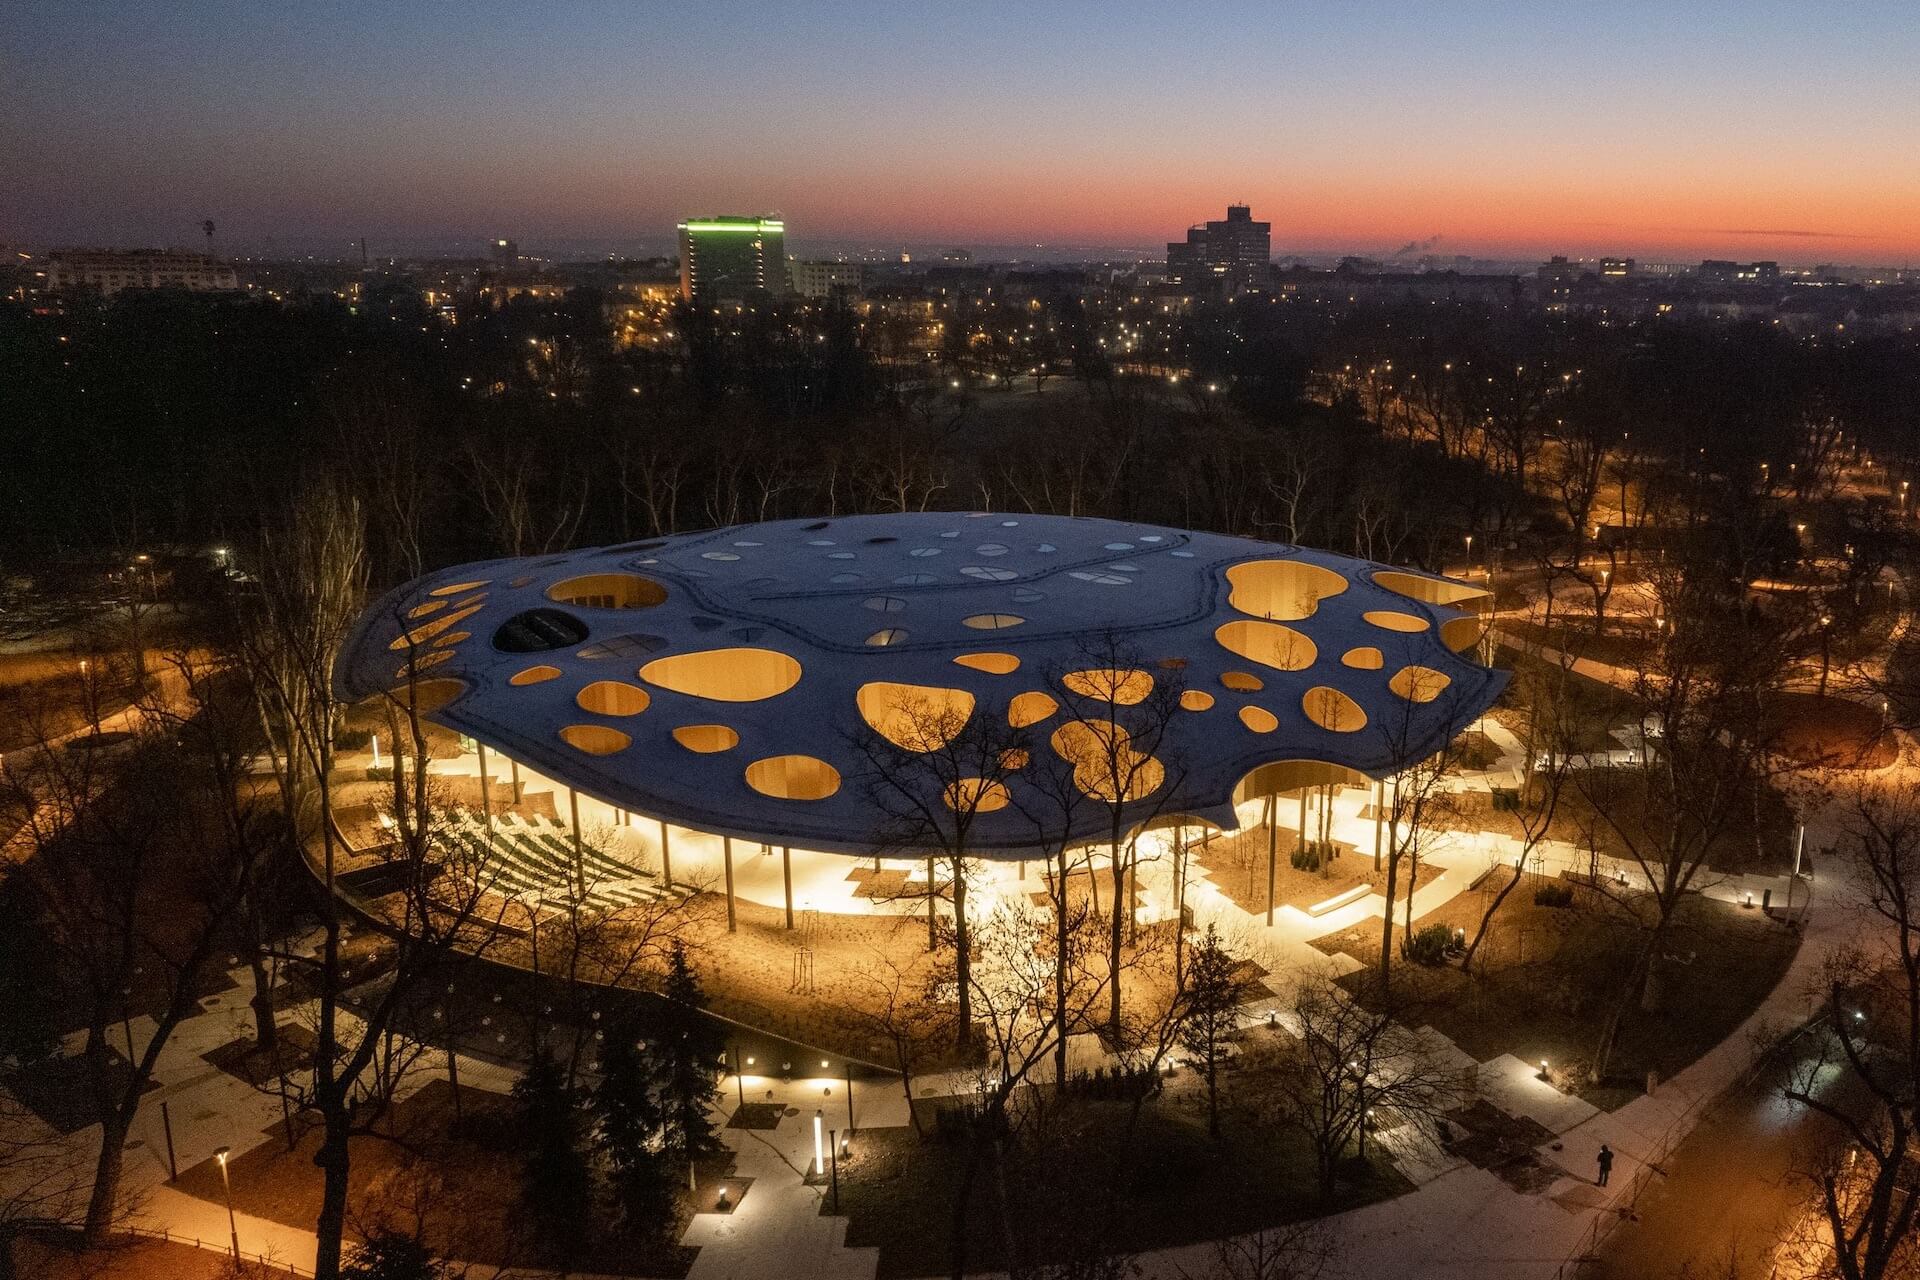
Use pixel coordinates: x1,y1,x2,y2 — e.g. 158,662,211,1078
215,1146,241,1260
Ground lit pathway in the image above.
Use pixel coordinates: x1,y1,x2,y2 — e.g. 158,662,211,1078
1125,764,1877,1280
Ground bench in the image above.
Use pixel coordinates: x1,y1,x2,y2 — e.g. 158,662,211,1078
1304,883,1371,918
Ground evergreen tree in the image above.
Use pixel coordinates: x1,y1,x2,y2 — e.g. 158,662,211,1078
1177,925,1247,1140
594,1018,674,1236
339,1232,455,1280
512,1054,591,1257
655,944,725,1166
0,881,62,1067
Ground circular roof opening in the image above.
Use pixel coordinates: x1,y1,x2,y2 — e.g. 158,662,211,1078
492,608,589,653
639,648,803,702
560,724,631,755
1225,560,1349,620
954,652,1020,675
576,681,651,717
1240,706,1279,733
672,724,740,754
546,573,668,610
1363,610,1429,633
745,754,841,801
382,677,467,714
1303,687,1368,733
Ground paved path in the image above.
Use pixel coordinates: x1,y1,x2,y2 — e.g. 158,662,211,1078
1585,1030,1867,1279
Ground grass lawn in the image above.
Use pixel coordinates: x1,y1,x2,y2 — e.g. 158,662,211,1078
1487,651,1643,755
0,668,142,752
1501,617,1657,671
1312,874,1800,1107
1762,692,1897,770
832,1085,1408,1278
170,1079,702,1277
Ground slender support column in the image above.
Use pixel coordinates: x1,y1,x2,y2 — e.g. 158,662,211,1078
1265,794,1278,927
1173,825,1187,986
475,742,493,828
926,855,937,951
722,836,737,933
509,757,522,803
1174,826,1186,927
1126,845,1138,945
659,819,674,887
782,846,795,929
1323,785,1336,876
568,788,584,897
1298,789,1308,855
1373,779,1384,871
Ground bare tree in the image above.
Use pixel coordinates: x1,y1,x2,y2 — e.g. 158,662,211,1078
526,832,716,1087
1042,634,1186,1037
236,484,509,1280
1461,659,1575,975
1780,783,1920,1280
1368,652,1472,991
0,1088,86,1280
843,949,953,1139
0,692,271,1244
852,684,1031,1052
1177,1221,1335,1280
1575,553,1784,1082
946,899,1112,1280
1261,972,1457,1203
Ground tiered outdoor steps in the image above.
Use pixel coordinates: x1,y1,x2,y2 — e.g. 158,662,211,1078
451,814,670,914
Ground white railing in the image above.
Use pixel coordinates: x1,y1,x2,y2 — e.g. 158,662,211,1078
112,1223,314,1277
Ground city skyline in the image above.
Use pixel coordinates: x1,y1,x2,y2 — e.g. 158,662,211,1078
6,1,1920,265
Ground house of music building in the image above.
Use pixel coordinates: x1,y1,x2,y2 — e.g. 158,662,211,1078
333,513,1505,933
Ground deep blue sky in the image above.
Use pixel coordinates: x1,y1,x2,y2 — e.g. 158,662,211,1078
5,1,1917,260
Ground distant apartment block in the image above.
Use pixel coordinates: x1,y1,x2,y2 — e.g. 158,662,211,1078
677,216,787,299
788,259,864,299
1166,204,1271,292
1699,259,1780,285
46,249,238,296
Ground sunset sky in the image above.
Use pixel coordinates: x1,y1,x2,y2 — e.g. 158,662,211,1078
6,1,1918,262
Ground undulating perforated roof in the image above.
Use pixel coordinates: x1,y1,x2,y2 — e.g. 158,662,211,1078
336,514,1507,857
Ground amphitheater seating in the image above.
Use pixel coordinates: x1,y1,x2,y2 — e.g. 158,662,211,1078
450,813,669,914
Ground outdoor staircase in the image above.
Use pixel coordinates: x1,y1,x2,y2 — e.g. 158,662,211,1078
452,813,672,913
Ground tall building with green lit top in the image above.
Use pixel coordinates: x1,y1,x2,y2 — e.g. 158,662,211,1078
677,216,787,299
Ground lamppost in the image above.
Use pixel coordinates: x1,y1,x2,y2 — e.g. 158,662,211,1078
214,1146,241,1260
1819,614,1834,698
79,658,99,734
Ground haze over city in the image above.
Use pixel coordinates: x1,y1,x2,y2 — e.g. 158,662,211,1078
7,0,1920,263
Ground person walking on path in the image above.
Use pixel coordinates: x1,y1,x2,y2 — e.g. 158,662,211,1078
1596,1144,1614,1187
